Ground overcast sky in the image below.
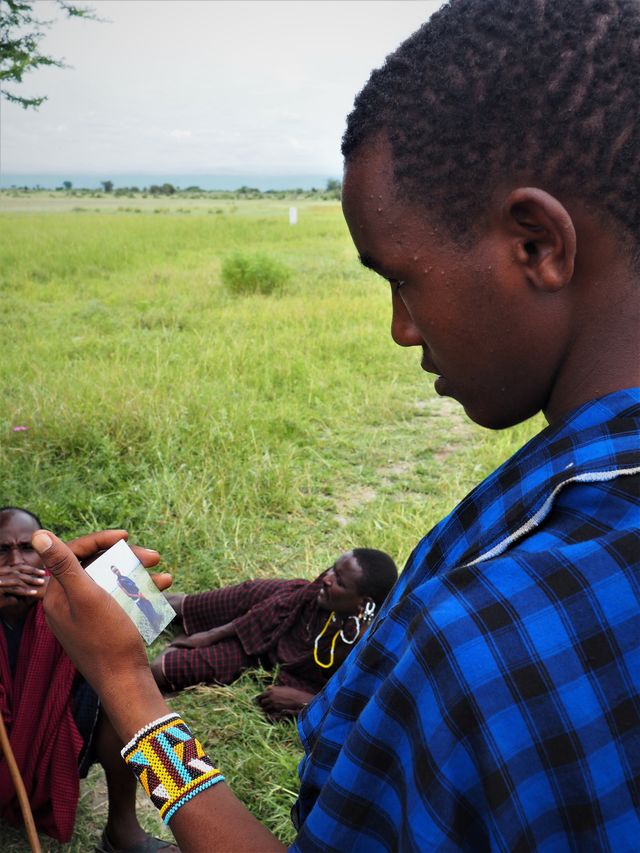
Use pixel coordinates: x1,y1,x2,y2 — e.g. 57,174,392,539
1,0,441,175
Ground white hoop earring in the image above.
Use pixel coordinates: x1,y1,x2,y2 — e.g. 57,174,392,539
363,601,376,622
339,615,360,644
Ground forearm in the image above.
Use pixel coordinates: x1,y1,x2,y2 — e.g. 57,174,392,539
102,672,285,852
207,621,236,640
34,530,284,851
98,670,170,743
189,622,237,643
170,784,286,853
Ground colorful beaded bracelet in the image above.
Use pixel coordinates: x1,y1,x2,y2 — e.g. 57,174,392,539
121,712,224,824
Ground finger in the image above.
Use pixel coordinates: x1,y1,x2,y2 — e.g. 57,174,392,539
0,573,42,590
15,566,47,578
1,585,40,596
151,572,172,592
0,573,44,588
131,546,162,569
67,530,129,560
67,530,161,569
16,571,46,585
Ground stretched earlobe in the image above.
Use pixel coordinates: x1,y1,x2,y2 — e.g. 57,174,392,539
504,187,576,292
362,600,376,622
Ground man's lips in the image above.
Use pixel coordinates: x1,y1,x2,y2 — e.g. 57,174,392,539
421,350,450,396
420,349,439,375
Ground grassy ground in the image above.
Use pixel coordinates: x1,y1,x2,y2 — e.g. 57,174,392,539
0,191,542,850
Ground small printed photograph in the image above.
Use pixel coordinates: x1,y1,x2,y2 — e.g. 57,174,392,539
85,539,175,644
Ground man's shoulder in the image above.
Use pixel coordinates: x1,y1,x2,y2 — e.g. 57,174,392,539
417,471,635,601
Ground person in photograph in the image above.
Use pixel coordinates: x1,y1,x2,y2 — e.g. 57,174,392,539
111,565,164,633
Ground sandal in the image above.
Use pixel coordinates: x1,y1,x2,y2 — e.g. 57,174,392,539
95,828,180,853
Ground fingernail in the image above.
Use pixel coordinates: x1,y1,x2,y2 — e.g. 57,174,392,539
140,548,159,554
32,532,53,553
36,570,46,576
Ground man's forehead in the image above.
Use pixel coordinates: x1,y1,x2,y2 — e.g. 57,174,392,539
0,511,38,532
343,139,397,209
336,549,354,562
343,138,435,259
336,552,363,576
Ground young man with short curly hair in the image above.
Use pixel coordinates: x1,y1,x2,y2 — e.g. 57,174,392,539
33,1,640,849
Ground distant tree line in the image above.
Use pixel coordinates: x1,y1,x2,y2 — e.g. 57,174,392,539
42,178,343,198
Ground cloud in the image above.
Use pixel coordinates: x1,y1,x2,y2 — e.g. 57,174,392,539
169,129,192,139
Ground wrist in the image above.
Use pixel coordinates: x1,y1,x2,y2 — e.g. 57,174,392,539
121,712,225,826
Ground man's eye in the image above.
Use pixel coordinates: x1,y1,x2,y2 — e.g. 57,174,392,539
0,544,35,554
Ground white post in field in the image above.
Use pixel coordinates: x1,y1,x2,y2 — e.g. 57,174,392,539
289,206,298,225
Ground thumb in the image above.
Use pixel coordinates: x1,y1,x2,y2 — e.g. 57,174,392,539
32,530,86,582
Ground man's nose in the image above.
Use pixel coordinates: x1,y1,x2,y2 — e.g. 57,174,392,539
8,546,22,566
390,289,422,347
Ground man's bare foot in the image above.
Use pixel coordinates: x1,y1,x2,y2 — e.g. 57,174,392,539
96,827,179,852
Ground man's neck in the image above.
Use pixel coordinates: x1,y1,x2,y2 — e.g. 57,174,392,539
0,601,35,628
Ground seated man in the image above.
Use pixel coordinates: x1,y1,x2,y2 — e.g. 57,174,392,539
0,507,176,852
151,549,398,717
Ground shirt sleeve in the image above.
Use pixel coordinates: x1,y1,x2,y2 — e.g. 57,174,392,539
232,579,310,657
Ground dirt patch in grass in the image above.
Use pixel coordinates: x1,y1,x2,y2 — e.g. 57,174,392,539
334,485,378,526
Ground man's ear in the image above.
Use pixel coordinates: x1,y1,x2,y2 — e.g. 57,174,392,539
503,187,576,292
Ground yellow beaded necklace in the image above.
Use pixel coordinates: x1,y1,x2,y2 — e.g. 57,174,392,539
313,611,361,669
313,612,340,669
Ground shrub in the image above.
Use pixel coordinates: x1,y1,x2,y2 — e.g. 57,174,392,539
221,252,291,295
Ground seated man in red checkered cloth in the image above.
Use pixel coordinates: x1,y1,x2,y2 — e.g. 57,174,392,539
150,549,397,718
0,507,177,852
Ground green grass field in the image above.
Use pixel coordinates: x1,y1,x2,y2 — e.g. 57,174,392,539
0,191,542,850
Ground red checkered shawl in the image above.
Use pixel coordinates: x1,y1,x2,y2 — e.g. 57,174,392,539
0,603,83,842
183,577,335,693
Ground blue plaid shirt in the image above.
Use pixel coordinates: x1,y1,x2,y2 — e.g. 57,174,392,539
292,389,640,852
